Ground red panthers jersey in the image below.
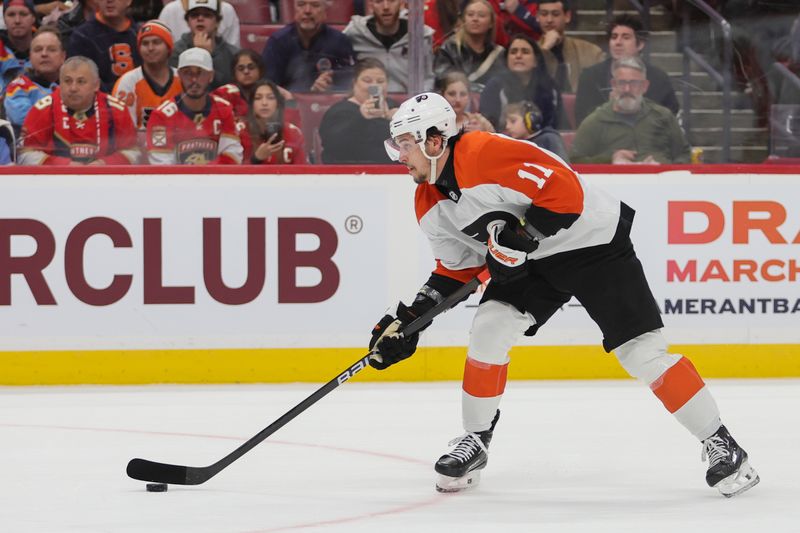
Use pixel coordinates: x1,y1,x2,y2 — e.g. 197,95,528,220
146,94,243,165
18,87,141,165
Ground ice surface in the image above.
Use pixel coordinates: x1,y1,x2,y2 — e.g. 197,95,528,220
0,379,797,532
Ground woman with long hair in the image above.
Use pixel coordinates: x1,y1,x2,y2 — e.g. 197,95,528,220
434,0,506,91
319,57,400,164
424,0,460,51
479,33,565,130
245,80,306,165
435,70,494,132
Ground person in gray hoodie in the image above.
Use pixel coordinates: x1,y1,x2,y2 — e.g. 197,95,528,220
343,0,434,94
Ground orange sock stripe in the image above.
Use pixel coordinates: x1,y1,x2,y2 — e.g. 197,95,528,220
650,357,705,413
462,357,508,398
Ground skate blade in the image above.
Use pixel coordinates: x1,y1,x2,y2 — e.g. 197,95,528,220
715,459,760,498
435,471,481,493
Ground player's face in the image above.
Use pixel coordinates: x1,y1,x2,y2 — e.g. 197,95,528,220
178,67,213,98
390,133,428,183
98,0,132,20
352,67,387,104
371,0,400,31
462,1,492,38
609,25,643,60
294,0,326,32
60,63,100,111
507,39,536,74
234,56,260,87
442,80,469,118
611,66,649,114
139,35,170,65
253,85,278,120
30,33,65,77
3,6,35,38
504,113,529,140
188,9,219,36
536,2,571,34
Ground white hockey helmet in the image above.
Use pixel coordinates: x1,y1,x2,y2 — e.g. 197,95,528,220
384,92,457,159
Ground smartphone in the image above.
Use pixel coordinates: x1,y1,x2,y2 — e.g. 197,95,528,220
264,122,283,143
367,85,383,109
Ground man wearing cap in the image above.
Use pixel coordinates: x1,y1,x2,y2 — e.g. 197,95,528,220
113,20,183,130
0,0,36,89
158,0,240,48
18,55,141,165
68,0,141,92
147,47,242,164
169,0,238,89
4,26,65,135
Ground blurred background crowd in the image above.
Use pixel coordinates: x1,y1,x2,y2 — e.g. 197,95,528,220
0,0,798,166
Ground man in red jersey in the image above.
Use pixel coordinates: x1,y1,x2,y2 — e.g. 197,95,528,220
146,47,242,164
369,92,759,498
18,55,141,165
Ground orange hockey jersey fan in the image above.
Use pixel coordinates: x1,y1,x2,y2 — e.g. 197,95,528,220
112,66,183,130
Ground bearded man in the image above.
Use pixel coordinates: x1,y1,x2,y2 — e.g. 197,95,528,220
570,56,690,165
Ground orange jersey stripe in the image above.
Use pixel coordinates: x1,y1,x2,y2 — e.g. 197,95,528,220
650,357,706,413
463,357,508,398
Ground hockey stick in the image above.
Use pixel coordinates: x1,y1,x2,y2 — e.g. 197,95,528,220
126,272,487,485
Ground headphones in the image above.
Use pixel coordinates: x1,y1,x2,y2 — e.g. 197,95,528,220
522,101,544,134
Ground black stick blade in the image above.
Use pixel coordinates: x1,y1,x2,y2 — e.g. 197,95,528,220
127,458,197,485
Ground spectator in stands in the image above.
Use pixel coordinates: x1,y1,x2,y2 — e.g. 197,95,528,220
170,0,238,89
435,69,493,132
771,13,800,106
57,0,98,43
344,0,435,93
18,56,141,165
113,20,182,131
570,56,690,164
575,14,679,127
479,33,563,131
0,118,12,163
536,0,603,94
262,0,355,93
434,0,506,92
487,0,541,47
147,47,243,164
319,57,399,163
503,100,568,160
0,0,36,87
4,25,64,134
68,0,141,92
230,49,265,104
159,0,240,47
245,79,306,164
424,0,458,52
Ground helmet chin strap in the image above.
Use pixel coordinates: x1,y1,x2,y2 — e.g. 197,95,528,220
418,138,448,184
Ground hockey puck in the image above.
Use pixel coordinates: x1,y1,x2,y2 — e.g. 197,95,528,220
146,483,168,492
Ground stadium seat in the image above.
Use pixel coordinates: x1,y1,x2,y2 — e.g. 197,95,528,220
279,0,355,24
240,24,283,53
226,0,272,24
293,93,343,163
562,93,576,130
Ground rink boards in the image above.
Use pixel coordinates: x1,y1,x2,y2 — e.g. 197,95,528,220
0,165,798,384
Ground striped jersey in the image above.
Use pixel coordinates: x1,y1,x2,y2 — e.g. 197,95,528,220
112,66,183,130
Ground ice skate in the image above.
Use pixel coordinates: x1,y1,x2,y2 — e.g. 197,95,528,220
702,424,760,498
435,411,499,493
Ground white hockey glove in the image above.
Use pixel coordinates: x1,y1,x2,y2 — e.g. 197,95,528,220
485,220,537,284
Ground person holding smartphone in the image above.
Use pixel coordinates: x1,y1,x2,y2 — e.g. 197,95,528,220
318,57,400,164
245,79,306,165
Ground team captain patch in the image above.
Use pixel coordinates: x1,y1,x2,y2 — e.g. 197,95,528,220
151,126,167,147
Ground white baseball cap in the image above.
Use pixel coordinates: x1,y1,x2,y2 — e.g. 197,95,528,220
178,47,213,72
186,0,219,14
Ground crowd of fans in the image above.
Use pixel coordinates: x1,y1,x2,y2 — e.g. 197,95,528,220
0,0,796,166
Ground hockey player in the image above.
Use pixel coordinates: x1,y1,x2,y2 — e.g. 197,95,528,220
146,47,242,164
370,92,760,497
113,20,183,131
18,56,141,165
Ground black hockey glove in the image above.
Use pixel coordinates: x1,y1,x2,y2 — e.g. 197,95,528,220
368,302,422,370
485,220,539,284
